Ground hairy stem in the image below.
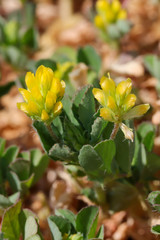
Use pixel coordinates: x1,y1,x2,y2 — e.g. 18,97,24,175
46,124,59,142
110,123,119,140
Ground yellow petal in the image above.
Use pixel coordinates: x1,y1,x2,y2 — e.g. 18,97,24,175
27,101,40,116
53,101,63,116
25,72,36,91
50,77,61,96
17,102,29,114
107,96,117,110
116,78,132,105
18,88,32,102
106,11,116,23
92,88,106,106
45,91,56,111
40,69,53,97
123,94,136,111
96,0,109,11
59,80,65,99
94,15,104,28
41,109,49,121
30,86,43,103
36,65,53,83
118,9,127,19
100,76,116,96
112,0,121,13
120,123,134,142
100,108,114,122
123,104,150,120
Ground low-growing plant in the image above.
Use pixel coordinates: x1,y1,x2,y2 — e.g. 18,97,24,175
144,54,160,94
94,0,131,47
16,63,160,213
148,191,160,234
0,201,103,240
0,2,38,70
0,138,49,210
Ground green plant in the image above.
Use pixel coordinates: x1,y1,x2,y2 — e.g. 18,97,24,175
17,51,160,212
144,54,160,94
0,138,49,209
148,191,160,234
0,202,103,240
94,0,131,46
0,2,38,70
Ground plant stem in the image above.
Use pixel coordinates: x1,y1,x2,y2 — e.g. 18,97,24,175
110,123,119,140
46,124,59,142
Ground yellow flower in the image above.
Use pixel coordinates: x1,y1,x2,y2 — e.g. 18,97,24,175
17,65,65,123
94,0,127,29
92,76,150,141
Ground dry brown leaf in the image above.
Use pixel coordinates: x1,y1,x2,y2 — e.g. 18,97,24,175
69,63,88,88
110,56,144,78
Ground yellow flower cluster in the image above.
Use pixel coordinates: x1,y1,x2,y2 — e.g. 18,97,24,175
93,76,150,141
94,0,127,29
17,65,65,123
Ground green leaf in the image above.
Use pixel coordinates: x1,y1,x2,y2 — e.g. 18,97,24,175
94,140,116,173
49,144,77,162
107,24,121,39
49,216,71,235
26,234,41,240
77,46,101,74
1,201,22,240
0,195,12,208
115,128,134,173
9,159,30,181
52,46,77,63
30,149,49,184
51,117,63,138
151,225,160,234
62,95,79,126
21,27,38,50
33,121,55,153
48,217,62,240
36,59,57,71
19,208,38,237
148,191,160,212
144,55,160,81
78,86,95,131
90,117,108,144
76,206,99,239
18,151,30,160
4,20,19,44
116,20,131,34
137,122,155,151
78,145,102,172
64,118,85,151
0,138,5,157
7,171,21,192
72,85,89,115
0,81,15,97
25,216,38,240
55,209,76,229
1,46,28,69
8,192,20,204
96,226,104,239
2,145,19,172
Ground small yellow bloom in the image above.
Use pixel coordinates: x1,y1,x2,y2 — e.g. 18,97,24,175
93,75,150,141
17,65,65,123
94,0,127,29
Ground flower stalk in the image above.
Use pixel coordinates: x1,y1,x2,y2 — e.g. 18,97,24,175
46,123,59,143
110,123,119,140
